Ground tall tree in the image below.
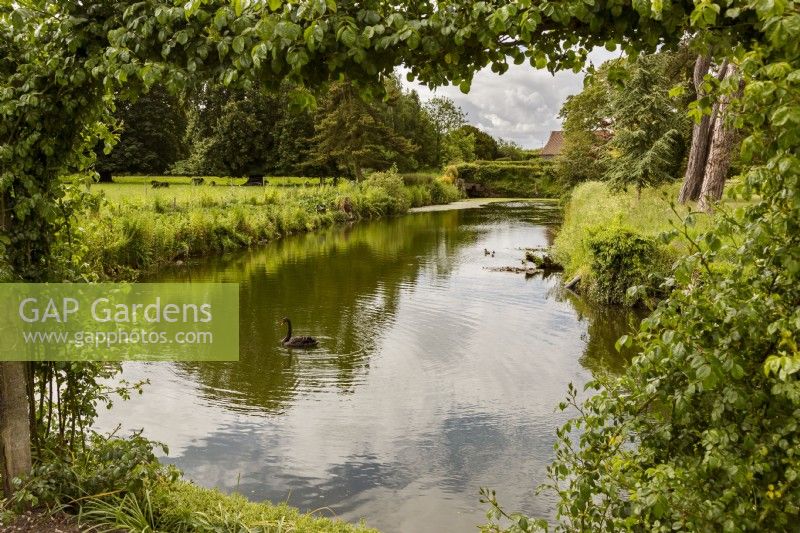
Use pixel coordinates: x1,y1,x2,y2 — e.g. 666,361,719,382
178,84,280,177
382,77,438,169
424,97,466,166
602,53,692,195
0,363,31,497
555,64,613,187
457,125,499,160
96,85,187,179
310,81,415,180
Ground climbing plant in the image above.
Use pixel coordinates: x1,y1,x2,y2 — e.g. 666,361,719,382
1,1,800,530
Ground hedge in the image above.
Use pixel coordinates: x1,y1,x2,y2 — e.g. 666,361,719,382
446,159,560,197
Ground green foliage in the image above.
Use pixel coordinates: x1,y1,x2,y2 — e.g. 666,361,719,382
587,228,667,306
360,166,412,214
424,96,467,165
309,80,416,180
12,435,372,532
149,480,377,532
555,129,609,187
9,433,174,511
382,76,440,169
441,127,476,164
80,489,174,533
603,53,693,193
4,0,800,531
480,488,548,532
178,84,281,177
496,139,528,160
552,181,727,302
76,177,460,276
96,85,187,177
450,159,560,197
556,51,694,191
555,67,612,187
458,125,500,160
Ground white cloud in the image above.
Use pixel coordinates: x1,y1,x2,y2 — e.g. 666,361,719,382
402,48,618,149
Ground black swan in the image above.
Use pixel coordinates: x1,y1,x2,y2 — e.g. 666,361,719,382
278,317,318,348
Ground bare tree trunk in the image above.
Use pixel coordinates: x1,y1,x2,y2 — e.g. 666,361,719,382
679,57,730,204
0,191,33,497
679,55,712,203
699,64,740,213
0,362,33,498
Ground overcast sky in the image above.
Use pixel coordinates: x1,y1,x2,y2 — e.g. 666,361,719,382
402,49,618,149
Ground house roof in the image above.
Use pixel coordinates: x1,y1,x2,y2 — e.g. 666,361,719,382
540,130,564,157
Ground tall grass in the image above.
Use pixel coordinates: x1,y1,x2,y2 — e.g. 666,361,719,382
78,481,377,533
76,176,461,277
552,180,744,305
553,181,709,278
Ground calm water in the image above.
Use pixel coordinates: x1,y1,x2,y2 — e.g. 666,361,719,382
96,201,635,532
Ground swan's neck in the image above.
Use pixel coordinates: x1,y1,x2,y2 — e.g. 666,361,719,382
282,320,292,342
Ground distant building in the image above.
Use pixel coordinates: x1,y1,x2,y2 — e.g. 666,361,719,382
540,131,564,158
540,129,613,159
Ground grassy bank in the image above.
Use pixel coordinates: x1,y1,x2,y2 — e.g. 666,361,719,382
3,434,375,532
552,181,742,305
80,479,377,532
73,171,461,277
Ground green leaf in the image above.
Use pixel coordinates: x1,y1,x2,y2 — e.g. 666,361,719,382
615,335,630,352
232,36,245,54
668,84,686,98
232,0,244,17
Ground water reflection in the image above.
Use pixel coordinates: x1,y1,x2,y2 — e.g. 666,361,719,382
95,201,637,533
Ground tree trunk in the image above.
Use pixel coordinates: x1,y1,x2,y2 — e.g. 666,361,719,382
679,55,712,203
0,192,33,497
679,57,730,204
0,362,33,498
698,64,740,213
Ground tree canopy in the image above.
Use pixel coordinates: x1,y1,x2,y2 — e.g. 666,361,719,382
96,85,187,177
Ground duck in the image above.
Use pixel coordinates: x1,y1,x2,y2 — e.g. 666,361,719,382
278,317,318,348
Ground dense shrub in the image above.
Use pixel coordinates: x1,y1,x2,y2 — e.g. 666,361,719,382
361,167,412,214
9,433,174,511
586,228,668,306
447,159,560,197
428,178,461,204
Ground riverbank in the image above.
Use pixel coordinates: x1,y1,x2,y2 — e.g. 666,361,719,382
552,181,741,305
3,481,376,532
71,171,462,278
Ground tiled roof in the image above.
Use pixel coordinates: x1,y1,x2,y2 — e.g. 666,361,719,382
540,130,564,156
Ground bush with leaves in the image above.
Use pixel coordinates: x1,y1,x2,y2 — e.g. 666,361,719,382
586,228,670,306
359,166,413,215
9,432,176,512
